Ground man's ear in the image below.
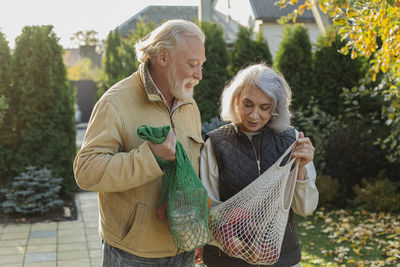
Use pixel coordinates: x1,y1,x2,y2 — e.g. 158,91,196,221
157,49,170,66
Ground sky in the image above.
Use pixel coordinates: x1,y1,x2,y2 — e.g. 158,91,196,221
0,0,200,49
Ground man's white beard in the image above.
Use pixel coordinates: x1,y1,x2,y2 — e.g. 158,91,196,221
168,67,198,100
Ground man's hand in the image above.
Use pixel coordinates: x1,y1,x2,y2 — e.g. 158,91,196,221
147,131,177,161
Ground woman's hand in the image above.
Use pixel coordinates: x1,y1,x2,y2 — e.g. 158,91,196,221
195,247,204,264
292,131,315,180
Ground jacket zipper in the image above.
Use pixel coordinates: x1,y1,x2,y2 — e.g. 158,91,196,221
165,100,192,131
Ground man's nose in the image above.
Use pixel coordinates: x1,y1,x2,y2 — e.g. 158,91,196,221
193,66,202,80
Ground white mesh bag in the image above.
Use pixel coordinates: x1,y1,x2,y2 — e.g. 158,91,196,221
208,141,299,265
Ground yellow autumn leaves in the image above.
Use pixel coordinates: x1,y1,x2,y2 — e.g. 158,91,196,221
298,208,400,266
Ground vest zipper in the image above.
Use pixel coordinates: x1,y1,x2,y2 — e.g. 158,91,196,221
288,220,294,248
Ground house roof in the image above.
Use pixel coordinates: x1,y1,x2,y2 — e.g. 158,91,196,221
249,0,315,23
117,5,240,43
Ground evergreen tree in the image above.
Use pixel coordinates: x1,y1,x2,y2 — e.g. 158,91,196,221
254,30,272,66
195,22,230,122
0,31,15,186
229,26,273,75
103,30,124,86
125,20,157,69
313,29,364,115
99,29,137,98
12,25,77,196
274,25,314,110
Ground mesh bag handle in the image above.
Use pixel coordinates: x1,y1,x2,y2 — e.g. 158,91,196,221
208,141,299,265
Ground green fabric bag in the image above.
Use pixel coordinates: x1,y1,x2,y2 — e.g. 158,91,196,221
137,125,210,251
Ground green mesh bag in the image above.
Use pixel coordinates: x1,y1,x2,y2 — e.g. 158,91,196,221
137,125,210,251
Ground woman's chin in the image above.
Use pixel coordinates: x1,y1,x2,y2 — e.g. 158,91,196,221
243,123,262,133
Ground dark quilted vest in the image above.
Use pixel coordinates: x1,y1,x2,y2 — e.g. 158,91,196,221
204,123,301,267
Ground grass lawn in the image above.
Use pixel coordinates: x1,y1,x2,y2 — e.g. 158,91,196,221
297,208,400,266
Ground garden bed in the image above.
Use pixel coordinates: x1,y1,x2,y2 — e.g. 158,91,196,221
0,195,77,224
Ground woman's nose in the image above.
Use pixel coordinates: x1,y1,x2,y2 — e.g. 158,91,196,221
249,109,260,119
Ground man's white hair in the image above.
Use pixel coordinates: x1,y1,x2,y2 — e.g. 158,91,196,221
220,63,292,132
135,19,205,63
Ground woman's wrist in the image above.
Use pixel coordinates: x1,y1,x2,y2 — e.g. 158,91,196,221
297,167,307,180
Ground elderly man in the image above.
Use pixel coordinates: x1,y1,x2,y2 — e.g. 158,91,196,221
73,19,206,267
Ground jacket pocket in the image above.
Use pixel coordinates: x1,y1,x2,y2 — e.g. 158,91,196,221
121,202,146,244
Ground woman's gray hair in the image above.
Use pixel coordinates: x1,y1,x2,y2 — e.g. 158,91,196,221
135,19,205,63
220,63,292,132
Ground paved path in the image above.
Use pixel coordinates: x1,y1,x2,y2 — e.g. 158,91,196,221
0,192,101,267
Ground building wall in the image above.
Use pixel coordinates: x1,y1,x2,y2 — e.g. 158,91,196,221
73,80,98,123
213,0,320,59
214,0,255,28
258,22,320,59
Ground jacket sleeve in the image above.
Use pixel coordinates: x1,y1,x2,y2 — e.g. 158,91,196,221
73,99,163,192
200,138,222,207
291,129,319,216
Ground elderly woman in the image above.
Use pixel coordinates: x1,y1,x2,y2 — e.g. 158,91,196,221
198,63,319,267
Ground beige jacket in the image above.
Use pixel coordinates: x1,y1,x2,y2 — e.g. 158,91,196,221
73,63,203,258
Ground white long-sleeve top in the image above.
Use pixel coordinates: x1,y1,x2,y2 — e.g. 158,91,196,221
200,130,319,217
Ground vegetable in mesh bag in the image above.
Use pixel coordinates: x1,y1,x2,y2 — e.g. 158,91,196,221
208,141,299,265
137,125,210,251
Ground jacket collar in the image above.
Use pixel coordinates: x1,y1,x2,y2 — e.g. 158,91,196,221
139,60,165,102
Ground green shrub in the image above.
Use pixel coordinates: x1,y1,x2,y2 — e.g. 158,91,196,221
195,22,230,122
291,96,340,171
99,21,155,98
201,117,228,139
229,26,273,76
12,25,77,196
274,25,314,110
1,166,64,215
315,175,340,208
324,125,398,207
313,28,365,116
100,29,137,93
0,31,15,187
352,178,400,213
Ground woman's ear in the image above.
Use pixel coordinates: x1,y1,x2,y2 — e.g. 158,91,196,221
234,95,240,106
233,96,240,112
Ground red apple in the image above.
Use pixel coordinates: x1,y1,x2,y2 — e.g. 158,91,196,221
224,207,251,225
224,236,245,256
215,222,237,242
249,241,279,264
240,219,258,244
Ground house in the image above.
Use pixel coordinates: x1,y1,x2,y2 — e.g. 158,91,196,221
117,5,240,44
118,1,323,58
63,46,102,69
213,0,323,57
